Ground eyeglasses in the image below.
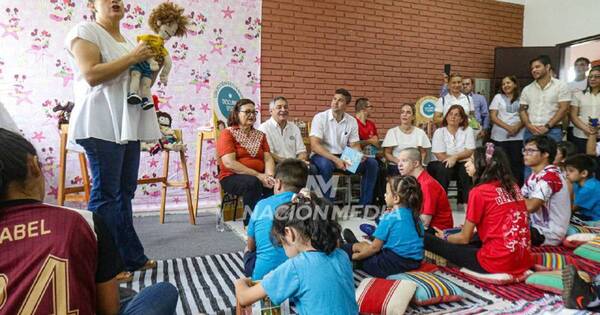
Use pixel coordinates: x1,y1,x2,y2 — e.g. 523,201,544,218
240,110,258,115
521,148,540,155
589,75,600,80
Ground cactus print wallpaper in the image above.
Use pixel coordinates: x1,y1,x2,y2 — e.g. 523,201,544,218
0,0,262,211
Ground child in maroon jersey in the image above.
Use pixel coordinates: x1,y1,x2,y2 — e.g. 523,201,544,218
0,128,178,315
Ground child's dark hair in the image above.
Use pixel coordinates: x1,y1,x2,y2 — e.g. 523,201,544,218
274,159,308,193
472,143,519,200
525,135,557,163
0,128,38,199
565,154,597,177
557,141,577,162
271,193,341,254
388,175,423,236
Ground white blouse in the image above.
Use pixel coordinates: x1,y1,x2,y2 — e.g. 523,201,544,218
64,22,161,150
381,126,431,162
571,91,600,139
431,126,476,162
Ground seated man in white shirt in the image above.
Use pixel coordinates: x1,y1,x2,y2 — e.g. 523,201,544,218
309,88,378,205
258,96,308,163
521,135,571,246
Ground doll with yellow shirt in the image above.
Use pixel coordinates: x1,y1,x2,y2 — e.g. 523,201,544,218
128,2,189,110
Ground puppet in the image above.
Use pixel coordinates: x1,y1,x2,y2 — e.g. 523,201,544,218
127,2,189,110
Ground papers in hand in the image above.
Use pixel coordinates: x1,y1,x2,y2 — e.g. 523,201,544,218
341,146,363,174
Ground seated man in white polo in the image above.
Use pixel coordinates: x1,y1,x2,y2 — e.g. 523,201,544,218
309,88,378,205
258,96,308,163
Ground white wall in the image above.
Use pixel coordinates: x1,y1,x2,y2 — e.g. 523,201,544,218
523,0,600,46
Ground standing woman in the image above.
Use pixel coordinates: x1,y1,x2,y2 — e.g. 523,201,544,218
571,65,600,154
66,0,161,279
489,76,525,185
382,103,431,175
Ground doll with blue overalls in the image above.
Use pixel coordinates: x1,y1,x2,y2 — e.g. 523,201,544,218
127,2,189,110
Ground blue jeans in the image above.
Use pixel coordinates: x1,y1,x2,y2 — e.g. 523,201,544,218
522,127,563,180
77,138,148,270
310,154,378,205
121,282,178,315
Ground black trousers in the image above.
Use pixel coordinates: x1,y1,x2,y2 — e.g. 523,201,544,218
424,233,487,273
220,174,273,226
492,140,524,186
426,161,472,204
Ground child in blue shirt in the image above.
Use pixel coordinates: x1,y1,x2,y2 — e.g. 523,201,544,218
235,194,358,315
244,159,308,280
342,175,424,278
565,154,600,221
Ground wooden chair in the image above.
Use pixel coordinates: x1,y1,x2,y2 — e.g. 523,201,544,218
193,129,244,222
57,124,91,206
57,126,195,224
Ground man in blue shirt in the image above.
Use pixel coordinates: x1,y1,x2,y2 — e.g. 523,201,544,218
441,76,490,139
243,158,309,280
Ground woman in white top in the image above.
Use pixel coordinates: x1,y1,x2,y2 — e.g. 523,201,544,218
382,103,431,175
489,75,525,185
66,0,161,278
428,105,476,207
571,65,600,154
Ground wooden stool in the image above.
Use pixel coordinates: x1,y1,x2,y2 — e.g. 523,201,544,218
57,124,91,206
141,129,195,224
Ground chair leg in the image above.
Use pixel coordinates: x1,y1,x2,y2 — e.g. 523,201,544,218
57,129,68,206
159,150,170,224
179,150,195,225
232,195,239,221
192,132,203,219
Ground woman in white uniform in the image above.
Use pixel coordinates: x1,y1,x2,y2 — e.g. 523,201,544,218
66,0,161,280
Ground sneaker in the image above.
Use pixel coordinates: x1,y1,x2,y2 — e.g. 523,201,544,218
127,93,142,105
343,229,358,244
359,224,376,237
562,264,595,309
141,97,154,110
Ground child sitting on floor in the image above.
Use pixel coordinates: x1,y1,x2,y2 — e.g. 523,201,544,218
564,154,600,221
235,194,358,315
342,175,424,278
243,158,308,280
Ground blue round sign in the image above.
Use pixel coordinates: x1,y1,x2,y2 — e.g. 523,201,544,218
216,82,242,119
421,101,436,118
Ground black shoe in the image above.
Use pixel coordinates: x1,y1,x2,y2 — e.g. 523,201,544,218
562,264,595,309
343,229,358,244
127,93,142,105
141,97,154,110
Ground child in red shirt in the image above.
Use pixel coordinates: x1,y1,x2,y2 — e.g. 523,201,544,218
424,143,533,274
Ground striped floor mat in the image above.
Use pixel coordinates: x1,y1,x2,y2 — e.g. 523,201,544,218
121,251,505,315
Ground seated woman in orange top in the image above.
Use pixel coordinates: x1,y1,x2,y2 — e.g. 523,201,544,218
217,99,275,226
